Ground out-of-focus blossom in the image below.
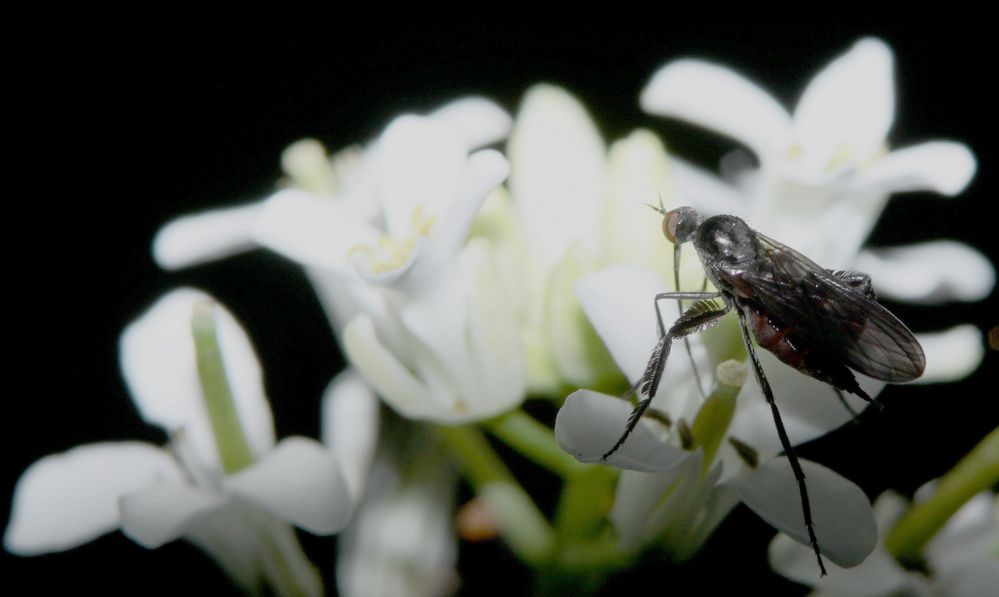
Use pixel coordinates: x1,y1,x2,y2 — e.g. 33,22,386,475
555,266,877,567
770,488,999,597
5,289,373,596
641,37,991,382
154,99,527,425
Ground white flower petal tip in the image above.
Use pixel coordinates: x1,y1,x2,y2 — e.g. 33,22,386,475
120,484,229,549
226,437,353,535
640,59,791,160
791,38,894,169
857,241,994,304
726,457,877,568
913,325,985,384
119,288,275,467
153,203,263,269
4,443,183,555
555,390,691,472
322,369,380,502
855,142,977,196
430,97,512,149
768,532,912,595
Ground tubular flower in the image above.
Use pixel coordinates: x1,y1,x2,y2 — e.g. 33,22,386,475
5,289,374,596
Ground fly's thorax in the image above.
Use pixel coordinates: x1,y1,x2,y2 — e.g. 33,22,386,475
693,215,761,266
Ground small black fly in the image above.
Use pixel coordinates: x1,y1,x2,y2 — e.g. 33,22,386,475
603,204,926,575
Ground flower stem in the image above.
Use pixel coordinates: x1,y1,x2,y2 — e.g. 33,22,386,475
885,427,999,565
438,424,555,566
191,301,255,474
485,410,589,478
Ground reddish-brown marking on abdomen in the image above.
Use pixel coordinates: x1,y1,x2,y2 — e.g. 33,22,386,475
743,305,811,371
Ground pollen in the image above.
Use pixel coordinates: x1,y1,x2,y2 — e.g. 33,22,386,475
346,204,439,273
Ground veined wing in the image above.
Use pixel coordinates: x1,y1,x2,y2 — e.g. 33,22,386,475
737,234,925,382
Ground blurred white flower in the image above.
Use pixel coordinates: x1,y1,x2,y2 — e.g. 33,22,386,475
770,488,999,597
555,266,877,567
5,289,373,596
641,37,991,382
154,98,527,425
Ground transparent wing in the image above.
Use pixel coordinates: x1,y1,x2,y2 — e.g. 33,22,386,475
736,234,925,382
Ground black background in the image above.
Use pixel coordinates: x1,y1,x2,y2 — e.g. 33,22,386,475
5,8,996,596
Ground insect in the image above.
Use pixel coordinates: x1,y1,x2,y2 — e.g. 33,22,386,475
603,204,925,574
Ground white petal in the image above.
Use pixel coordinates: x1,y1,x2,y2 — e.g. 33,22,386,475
792,38,894,172
429,96,512,150
120,483,228,548
225,437,352,535
913,325,985,384
770,536,910,595
431,149,509,259
727,457,877,568
153,203,263,269
252,189,381,272
555,390,692,472
574,265,665,383
669,156,748,217
322,369,381,502
119,289,275,471
852,142,977,196
376,115,467,239
856,241,994,304
508,84,607,275
342,315,453,422
641,59,791,161
4,443,183,554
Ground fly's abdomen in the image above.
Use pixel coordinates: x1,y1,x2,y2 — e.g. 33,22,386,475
743,305,811,370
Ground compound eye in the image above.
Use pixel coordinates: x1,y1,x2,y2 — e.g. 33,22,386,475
663,209,682,244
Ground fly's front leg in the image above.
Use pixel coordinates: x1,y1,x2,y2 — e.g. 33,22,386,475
736,309,828,576
603,296,728,460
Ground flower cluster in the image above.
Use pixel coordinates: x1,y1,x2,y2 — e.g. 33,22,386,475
7,37,992,595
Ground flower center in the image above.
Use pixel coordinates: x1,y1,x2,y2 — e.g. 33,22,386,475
349,204,438,273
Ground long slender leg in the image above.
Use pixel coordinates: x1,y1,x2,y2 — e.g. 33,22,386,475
603,299,729,460
674,244,709,399
736,310,828,576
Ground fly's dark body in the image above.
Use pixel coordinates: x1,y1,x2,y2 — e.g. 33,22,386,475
605,206,925,576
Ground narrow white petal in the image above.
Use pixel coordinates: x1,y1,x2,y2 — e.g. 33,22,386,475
153,203,263,269
669,157,748,217
120,483,228,548
555,390,692,472
912,325,984,384
574,265,665,383
120,289,275,470
641,59,791,161
727,457,877,568
342,315,456,422
856,241,994,304
429,96,512,150
431,149,509,259
252,189,381,272
853,142,976,196
792,38,894,172
508,84,607,275
376,115,467,239
225,437,352,535
770,536,911,595
322,369,381,502
4,443,183,554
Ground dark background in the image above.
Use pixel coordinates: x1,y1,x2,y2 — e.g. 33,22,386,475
6,8,996,595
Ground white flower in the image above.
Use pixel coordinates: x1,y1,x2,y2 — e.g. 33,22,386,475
506,84,677,391
641,37,991,382
770,488,999,597
153,98,527,424
5,289,375,596
555,266,877,567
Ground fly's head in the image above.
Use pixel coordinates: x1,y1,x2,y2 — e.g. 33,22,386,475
647,201,701,246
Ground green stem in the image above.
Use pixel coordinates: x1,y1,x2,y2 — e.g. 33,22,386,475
438,424,555,566
885,427,999,565
191,301,255,474
485,410,589,478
